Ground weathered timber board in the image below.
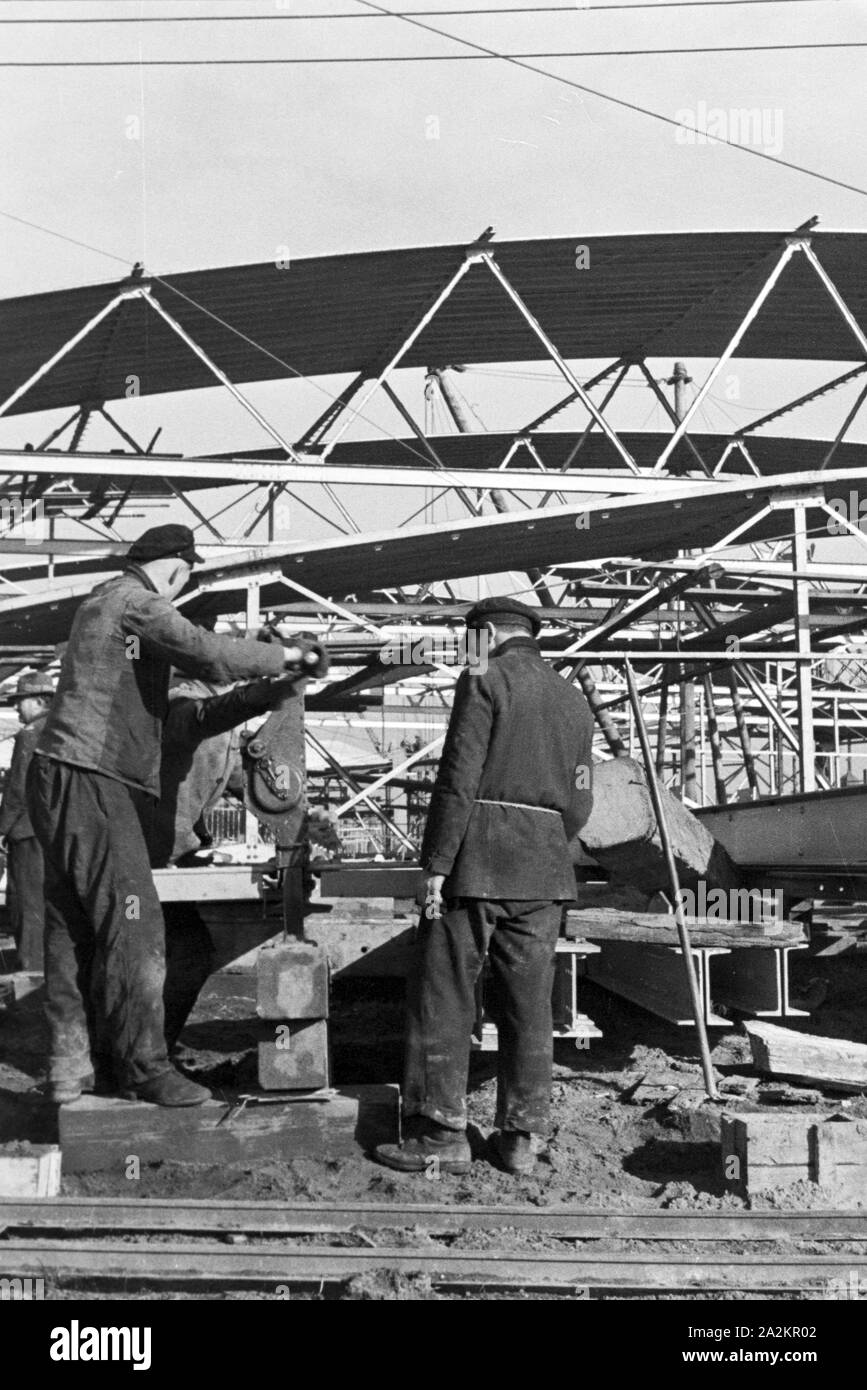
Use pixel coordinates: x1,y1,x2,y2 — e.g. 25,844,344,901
58,1085,399,1173
567,907,804,949
746,1020,867,1090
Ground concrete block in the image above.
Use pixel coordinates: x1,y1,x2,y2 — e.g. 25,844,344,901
306,914,415,977
0,1143,61,1196
257,1018,329,1091
256,942,329,1020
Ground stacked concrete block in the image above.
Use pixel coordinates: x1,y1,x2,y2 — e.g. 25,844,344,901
256,942,330,1091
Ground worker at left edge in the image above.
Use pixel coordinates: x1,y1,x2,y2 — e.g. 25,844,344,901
26,523,326,1107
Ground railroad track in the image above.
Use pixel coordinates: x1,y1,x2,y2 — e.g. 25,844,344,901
2,1199,865,1296
3,1197,867,1242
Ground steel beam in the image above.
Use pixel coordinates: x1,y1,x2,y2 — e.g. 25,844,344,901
0,291,136,418
792,501,816,792
316,258,477,461
653,241,800,473
479,253,641,475
138,287,307,465
0,447,661,495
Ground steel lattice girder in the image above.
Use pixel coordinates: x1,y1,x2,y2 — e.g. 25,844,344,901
2,232,867,418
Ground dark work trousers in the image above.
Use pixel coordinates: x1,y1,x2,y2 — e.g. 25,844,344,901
7,837,46,972
162,903,215,1053
403,898,562,1136
26,755,172,1090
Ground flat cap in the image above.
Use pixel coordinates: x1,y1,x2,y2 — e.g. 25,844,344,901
464,596,542,637
125,523,203,568
13,672,55,699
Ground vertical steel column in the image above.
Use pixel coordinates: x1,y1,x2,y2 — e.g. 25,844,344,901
680,680,698,801
703,674,728,804
793,503,817,792
243,582,263,856
668,364,698,802
767,713,776,796
656,676,669,777
775,664,786,792
726,668,760,797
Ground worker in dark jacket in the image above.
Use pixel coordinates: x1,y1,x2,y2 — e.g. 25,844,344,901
143,673,296,1054
145,674,281,871
27,523,324,1106
146,673,338,1055
375,597,594,1177
0,673,55,970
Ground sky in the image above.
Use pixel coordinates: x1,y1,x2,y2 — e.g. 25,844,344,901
1,0,866,552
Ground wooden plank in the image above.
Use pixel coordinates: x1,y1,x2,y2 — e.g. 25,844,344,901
745,1020,867,1090
567,907,804,949
153,865,267,903
58,1085,398,1173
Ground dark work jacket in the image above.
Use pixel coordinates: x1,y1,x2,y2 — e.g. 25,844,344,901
0,715,47,843
420,636,594,899
36,567,284,798
142,677,278,867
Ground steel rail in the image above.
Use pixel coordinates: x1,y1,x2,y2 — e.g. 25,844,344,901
1,1238,863,1294
2,1198,867,1242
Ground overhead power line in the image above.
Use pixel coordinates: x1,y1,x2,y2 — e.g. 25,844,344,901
352,0,867,199
0,208,131,269
3,42,866,65
0,0,844,14
3,0,848,13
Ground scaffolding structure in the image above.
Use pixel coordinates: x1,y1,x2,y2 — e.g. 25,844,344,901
2,225,867,858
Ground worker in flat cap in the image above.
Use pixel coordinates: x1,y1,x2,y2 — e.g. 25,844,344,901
0,673,56,970
376,595,594,1177
27,523,327,1106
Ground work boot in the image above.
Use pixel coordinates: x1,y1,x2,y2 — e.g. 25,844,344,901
46,1076,86,1104
121,1067,212,1107
81,1056,117,1097
488,1129,536,1176
374,1117,471,1174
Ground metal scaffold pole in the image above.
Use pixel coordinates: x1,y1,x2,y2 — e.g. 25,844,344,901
624,661,720,1100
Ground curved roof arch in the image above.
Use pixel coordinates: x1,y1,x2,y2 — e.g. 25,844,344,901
1,231,866,419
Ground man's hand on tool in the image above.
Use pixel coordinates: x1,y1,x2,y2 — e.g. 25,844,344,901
254,624,330,680
419,872,446,921
281,640,329,679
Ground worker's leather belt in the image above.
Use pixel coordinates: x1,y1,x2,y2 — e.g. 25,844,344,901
474,799,560,814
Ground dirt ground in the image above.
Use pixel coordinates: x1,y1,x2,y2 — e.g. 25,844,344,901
2,939,866,1215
